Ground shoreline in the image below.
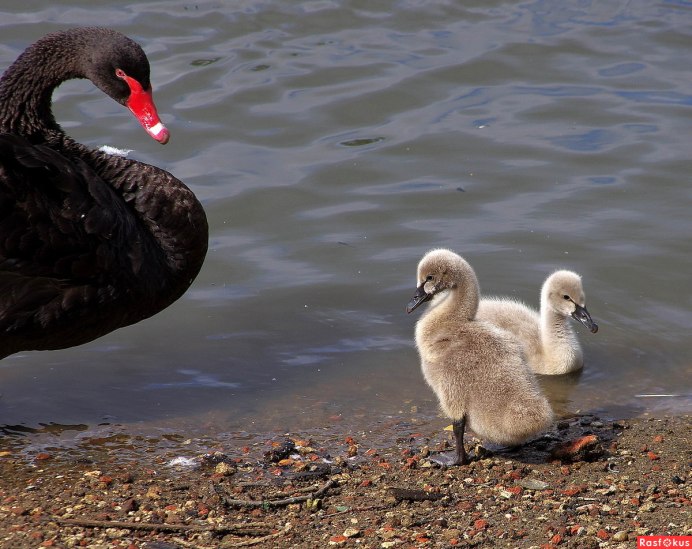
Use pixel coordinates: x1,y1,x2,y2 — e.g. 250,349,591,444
1,412,690,548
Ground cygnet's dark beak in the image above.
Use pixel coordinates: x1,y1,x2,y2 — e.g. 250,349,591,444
571,304,598,333
407,283,432,314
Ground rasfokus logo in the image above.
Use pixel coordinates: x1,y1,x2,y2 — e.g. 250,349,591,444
638,537,692,547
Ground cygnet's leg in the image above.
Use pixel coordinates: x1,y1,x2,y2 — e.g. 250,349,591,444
431,417,469,466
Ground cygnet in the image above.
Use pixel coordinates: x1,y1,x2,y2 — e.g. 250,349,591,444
407,249,553,465
477,270,598,375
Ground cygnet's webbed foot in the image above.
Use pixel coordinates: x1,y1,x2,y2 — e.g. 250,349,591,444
429,449,469,467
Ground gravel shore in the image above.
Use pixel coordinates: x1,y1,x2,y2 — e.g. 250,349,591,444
1,413,689,548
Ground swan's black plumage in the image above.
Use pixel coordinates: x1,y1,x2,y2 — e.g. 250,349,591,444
0,28,208,358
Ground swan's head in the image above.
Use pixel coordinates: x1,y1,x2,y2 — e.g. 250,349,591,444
81,28,170,144
543,270,598,333
407,249,474,314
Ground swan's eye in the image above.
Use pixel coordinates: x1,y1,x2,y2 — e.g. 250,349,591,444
115,68,126,79
563,295,570,300
426,275,434,282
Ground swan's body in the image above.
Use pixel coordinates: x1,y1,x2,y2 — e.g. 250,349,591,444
407,249,553,465
0,28,208,359
477,270,597,375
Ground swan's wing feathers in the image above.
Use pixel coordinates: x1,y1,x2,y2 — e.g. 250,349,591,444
0,134,138,283
0,273,63,332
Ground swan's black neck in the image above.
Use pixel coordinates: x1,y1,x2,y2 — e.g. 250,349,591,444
0,30,91,139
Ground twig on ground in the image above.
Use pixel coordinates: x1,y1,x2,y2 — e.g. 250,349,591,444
321,504,391,518
171,523,293,549
219,478,338,508
388,487,443,502
53,517,271,536
220,522,292,547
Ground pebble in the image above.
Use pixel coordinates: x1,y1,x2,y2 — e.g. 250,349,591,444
444,528,462,540
342,527,360,538
214,462,235,476
83,470,102,478
518,479,549,490
612,531,628,541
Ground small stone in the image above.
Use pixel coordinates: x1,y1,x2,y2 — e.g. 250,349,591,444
518,479,549,490
444,529,462,540
474,519,489,530
214,462,235,476
83,470,103,478
612,531,628,542
145,485,161,499
596,529,610,540
121,498,138,513
551,435,603,462
342,527,360,538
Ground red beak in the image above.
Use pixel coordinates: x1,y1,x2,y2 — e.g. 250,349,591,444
121,74,170,144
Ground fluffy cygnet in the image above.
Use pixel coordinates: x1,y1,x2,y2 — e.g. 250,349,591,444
407,249,553,465
477,270,598,375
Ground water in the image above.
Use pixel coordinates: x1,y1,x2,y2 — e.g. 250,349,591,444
0,0,690,444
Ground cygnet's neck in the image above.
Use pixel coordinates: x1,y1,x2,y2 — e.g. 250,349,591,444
430,271,480,323
539,294,582,367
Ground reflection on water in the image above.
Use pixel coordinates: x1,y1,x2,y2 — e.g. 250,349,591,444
0,0,690,447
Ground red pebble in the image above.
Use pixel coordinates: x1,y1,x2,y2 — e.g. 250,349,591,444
474,519,489,530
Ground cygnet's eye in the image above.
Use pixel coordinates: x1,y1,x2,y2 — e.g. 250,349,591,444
426,275,434,282
563,295,570,300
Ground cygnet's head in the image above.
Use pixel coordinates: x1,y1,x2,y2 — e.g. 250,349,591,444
543,270,598,333
406,249,476,314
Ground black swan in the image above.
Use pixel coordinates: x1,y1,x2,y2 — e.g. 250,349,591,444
0,27,208,359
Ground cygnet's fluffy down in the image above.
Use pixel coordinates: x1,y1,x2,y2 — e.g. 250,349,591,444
477,270,598,375
407,249,553,466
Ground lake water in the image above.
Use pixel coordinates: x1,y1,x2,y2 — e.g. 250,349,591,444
0,0,690,446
